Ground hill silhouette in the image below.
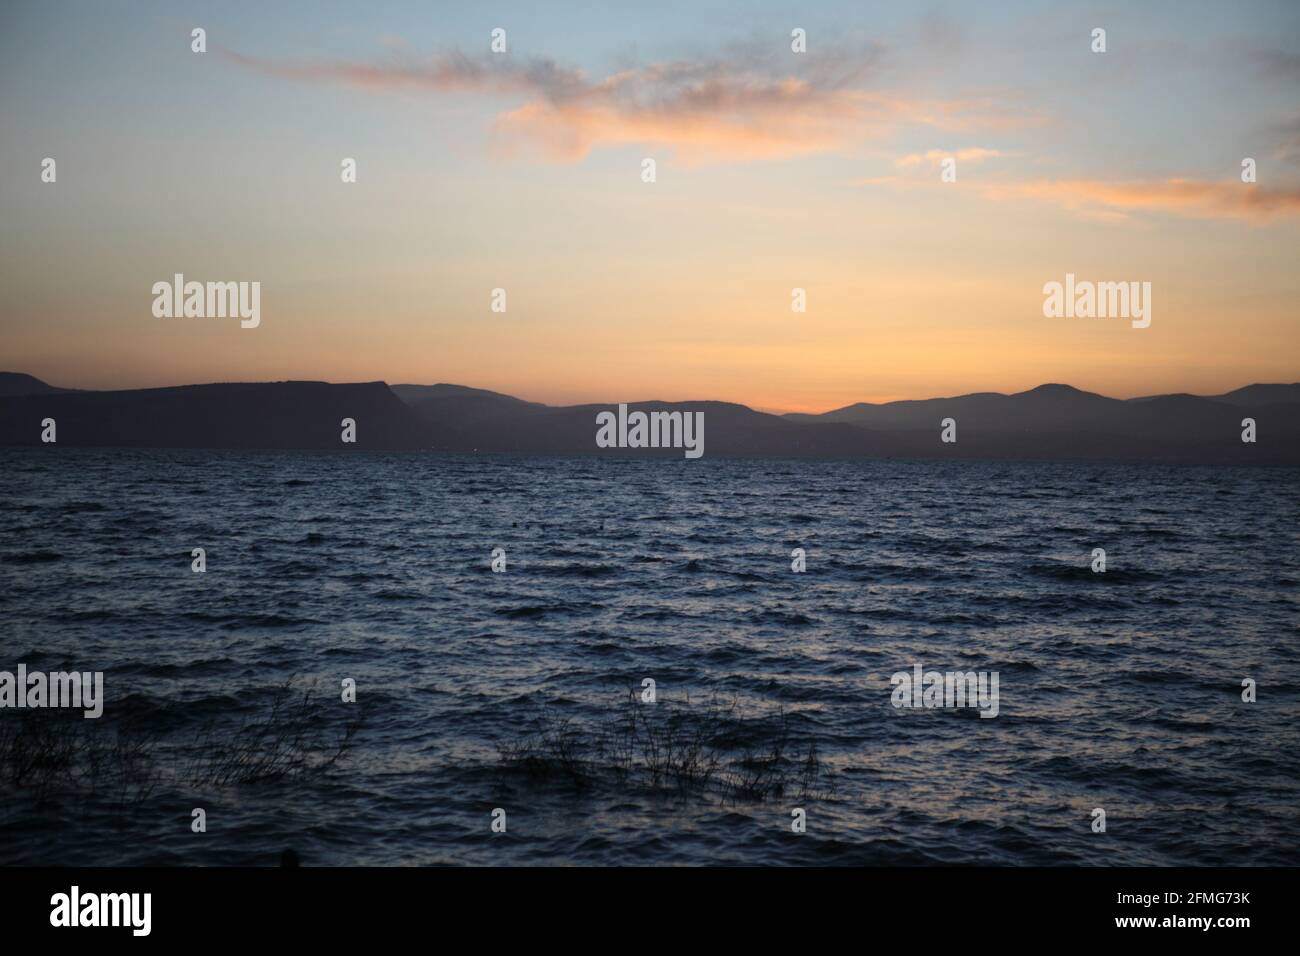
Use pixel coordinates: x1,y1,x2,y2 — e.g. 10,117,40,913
0,371,76,397
0,379,448,450
1,372,1295,463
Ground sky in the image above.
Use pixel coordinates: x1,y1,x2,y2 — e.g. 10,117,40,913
1,0,1298,412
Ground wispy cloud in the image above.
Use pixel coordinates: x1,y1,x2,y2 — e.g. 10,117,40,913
1266,111,1300,168
858,168,1300,224
218,47,588,98
220,45,1043,163
982,177,1300,224
896,147,1002,167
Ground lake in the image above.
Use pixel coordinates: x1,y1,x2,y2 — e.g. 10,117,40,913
1,449,1297,865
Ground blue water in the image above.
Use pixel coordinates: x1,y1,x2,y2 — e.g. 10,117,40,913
1,449,1297,865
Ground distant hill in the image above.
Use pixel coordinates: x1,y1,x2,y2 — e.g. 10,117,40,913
2,374,1295,462
0,372,76,397
0,380,452,450
776,382,1298,463
786,383,1135,430
404,398,869,457
1206,384,1300,407
390,383,548,430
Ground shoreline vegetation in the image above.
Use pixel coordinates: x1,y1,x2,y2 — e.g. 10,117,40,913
0,680,362,808
499,691,835,804
1,682,832,813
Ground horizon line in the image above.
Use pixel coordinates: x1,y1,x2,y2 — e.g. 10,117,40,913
5,370,1296,418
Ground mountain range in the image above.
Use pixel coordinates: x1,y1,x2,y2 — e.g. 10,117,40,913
2,372,1295,464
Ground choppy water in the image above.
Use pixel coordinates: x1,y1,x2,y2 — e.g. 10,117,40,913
1,449,1297,866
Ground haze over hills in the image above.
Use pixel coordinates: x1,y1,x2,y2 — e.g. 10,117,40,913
1,373,1296,464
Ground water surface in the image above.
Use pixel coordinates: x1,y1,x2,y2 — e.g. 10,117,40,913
1,450,1297,865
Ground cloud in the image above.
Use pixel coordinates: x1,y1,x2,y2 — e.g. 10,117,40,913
982,177,1300,223
1265,111,1300,168
857,171,1300,224
896,147,1002,167
220,45,1042,163
218,47,588,99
